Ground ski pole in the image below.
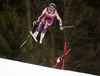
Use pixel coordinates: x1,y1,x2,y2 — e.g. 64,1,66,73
20,22,35,49
63,25,73,29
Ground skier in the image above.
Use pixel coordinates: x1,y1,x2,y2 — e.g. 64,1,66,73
30,3,64,44
56,55,65,63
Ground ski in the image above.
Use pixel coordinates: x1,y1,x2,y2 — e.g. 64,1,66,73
53,42,71,69
53,63,59,68
30,31,38,42
53,49,71,69
62,42,67,70
65,49,71,56
20,34,30,49
19,22,35,49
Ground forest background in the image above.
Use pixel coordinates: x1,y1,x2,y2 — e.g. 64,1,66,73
0,0,100,75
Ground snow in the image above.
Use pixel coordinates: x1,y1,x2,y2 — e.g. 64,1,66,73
0,58,96,76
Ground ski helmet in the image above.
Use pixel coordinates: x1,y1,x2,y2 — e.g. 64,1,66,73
49,3,56,8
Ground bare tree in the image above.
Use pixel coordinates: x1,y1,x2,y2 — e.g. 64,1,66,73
24,0,31,30
63,0,72,42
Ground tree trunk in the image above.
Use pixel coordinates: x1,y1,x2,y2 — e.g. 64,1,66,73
24,0,33,49
63,0,72,42
48,28,55,65
24,0,31,30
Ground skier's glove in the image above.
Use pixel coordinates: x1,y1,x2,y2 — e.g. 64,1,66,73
33,20,39,26
60,26,64,30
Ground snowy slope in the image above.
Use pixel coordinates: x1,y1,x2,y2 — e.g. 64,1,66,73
0,58,96,76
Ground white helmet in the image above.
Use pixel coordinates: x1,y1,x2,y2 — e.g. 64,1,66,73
49,3,56,8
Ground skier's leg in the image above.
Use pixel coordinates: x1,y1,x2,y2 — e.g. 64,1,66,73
39,32,45,44
39,23,48,44
33,21,44,37
30,20,44,42
39,19,54,44
36,21,43,32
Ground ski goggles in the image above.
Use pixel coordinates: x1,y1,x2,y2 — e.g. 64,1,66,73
49,7,55,10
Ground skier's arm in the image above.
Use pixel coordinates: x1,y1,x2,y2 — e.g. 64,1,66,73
55,11,62,26
55,11,63,30
37,8,46,22
33,8,46,25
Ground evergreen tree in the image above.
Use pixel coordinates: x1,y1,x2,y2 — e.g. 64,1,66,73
0,4,26,59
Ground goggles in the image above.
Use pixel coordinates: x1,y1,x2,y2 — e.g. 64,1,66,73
49,7,55,10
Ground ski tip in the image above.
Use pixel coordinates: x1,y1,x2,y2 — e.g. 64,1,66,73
19,46,21,49
19,45,23,49
30,31,32,33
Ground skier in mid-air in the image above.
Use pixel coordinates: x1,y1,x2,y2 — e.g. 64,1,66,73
30,3,64,44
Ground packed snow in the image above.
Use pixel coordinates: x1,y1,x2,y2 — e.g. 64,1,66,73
0,58,96,76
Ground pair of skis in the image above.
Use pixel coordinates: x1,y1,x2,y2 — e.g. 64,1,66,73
20,23,73,49
53,42,71,70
